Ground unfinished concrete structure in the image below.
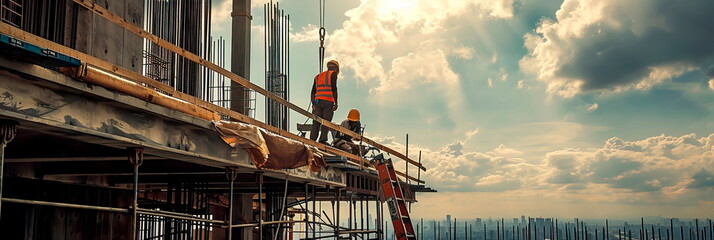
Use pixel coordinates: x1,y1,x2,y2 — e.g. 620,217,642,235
0,0,434,239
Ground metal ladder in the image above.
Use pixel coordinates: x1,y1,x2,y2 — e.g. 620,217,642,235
371,154,417,240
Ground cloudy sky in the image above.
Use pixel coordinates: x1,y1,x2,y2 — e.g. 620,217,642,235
211,0,714,219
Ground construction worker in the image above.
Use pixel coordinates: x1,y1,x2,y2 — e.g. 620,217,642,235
332,108,363,155
310,60,339,144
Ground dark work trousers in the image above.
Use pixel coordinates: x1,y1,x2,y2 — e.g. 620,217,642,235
310,100,335,142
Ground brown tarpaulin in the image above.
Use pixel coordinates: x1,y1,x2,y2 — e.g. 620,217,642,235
213,121,326,172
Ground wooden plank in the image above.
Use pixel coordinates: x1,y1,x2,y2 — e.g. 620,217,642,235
70,0,426,172
396,170,424,184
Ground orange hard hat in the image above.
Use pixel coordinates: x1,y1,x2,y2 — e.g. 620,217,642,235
347,108,360,121
327,60,339,69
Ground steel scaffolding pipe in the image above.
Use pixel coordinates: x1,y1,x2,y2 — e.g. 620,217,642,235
1,197,130,213
128,147,144,240
226,167,238,239
258,172,264,240
0,120,17,218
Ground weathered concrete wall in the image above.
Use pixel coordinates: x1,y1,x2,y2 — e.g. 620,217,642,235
0,69,242,162
73,0,143,72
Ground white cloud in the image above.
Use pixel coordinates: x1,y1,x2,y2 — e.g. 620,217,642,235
488,144,522,158
517,80,524,89
452,47,475,60
487,78,494,88
211,0,233,31
465,128,479,140
373,49,459,93
499,68,508,81
290,24,320,43
587,103,599,111
520,0,714,97
327,0,515,92
383,132,714,208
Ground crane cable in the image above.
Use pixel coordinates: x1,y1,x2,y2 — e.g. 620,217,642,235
318,0,326,72
300,0,328,137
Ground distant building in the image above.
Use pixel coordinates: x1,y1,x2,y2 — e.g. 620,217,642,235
447,215,452,237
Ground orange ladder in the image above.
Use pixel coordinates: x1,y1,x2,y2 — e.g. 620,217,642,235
371,154,417,240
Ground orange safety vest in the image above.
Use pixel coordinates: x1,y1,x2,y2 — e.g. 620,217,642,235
314,70,335,102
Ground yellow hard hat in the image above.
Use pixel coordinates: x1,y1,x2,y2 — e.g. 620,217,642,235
327,60,339,69
347,108,360,121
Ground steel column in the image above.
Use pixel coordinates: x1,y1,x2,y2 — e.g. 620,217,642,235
231,0,251,114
